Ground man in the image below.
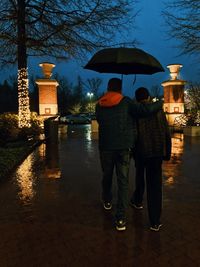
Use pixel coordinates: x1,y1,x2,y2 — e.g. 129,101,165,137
95,78,163,231
130,87,171,232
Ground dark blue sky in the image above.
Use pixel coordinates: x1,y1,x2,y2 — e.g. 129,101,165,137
2,1,199,98
49,0,199,97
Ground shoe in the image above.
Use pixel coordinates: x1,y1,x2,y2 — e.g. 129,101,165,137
115,219,126,231
130,201,143,210
103,201,112,210
150,224,162,232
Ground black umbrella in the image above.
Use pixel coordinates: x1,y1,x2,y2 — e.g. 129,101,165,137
84,47,164,75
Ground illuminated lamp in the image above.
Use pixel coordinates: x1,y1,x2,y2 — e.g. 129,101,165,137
167,64,183,80
39,62,55,79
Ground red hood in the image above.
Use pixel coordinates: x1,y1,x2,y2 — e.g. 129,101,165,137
98,92,123,107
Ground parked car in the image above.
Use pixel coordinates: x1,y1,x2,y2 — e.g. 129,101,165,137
59,114,91,124
59,115,68,124
79,112,96,120
88,113,96,120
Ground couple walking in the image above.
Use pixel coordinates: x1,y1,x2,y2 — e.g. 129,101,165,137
95,78,171,232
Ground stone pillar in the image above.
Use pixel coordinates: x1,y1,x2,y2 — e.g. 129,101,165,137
36,63,59,117
162,64,186,126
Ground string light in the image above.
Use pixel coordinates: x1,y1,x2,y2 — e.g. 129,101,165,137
18,68,31,128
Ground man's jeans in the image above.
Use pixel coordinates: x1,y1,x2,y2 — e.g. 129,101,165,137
99,149,131,220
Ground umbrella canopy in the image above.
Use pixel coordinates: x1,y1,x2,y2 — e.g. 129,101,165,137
84,47,164,75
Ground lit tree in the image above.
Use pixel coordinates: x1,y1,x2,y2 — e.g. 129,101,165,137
185,82,200,111
0,0,138,127
184,82,200,125
17,0,31,127
163,0,200,58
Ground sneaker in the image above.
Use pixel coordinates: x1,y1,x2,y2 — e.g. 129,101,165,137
103,201,112,210
150,224,162,232
115,220,126,231
130,201,143,210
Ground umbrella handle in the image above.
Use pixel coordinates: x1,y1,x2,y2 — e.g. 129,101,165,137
121,74,137,90
132,74,137,86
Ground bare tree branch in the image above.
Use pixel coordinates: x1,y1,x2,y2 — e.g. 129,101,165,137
163,0,200,59
0,0,139,66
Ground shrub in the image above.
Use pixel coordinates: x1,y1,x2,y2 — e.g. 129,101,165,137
0,112,43,144
0,113,19,143
18,116,43,140
186,111,200,126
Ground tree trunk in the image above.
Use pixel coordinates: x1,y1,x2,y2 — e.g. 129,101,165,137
17,0,31,128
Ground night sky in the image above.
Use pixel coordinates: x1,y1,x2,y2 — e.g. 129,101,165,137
1,1,199,98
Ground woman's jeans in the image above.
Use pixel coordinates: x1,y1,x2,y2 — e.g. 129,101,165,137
132,156,163,225
99,149,131,220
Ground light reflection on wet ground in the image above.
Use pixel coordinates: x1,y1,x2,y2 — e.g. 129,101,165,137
59,124,92,140
16,153,36,204
162,132,200,207
3,125,199,207
1,124,200,266
163,133,184,187
11,124,99,207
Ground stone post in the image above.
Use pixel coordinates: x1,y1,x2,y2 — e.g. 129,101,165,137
162,64,186,126
36,62,59,117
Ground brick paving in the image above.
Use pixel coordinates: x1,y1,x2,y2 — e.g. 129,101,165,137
0,125,200,267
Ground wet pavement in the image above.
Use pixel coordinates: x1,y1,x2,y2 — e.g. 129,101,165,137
0,124,200,267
